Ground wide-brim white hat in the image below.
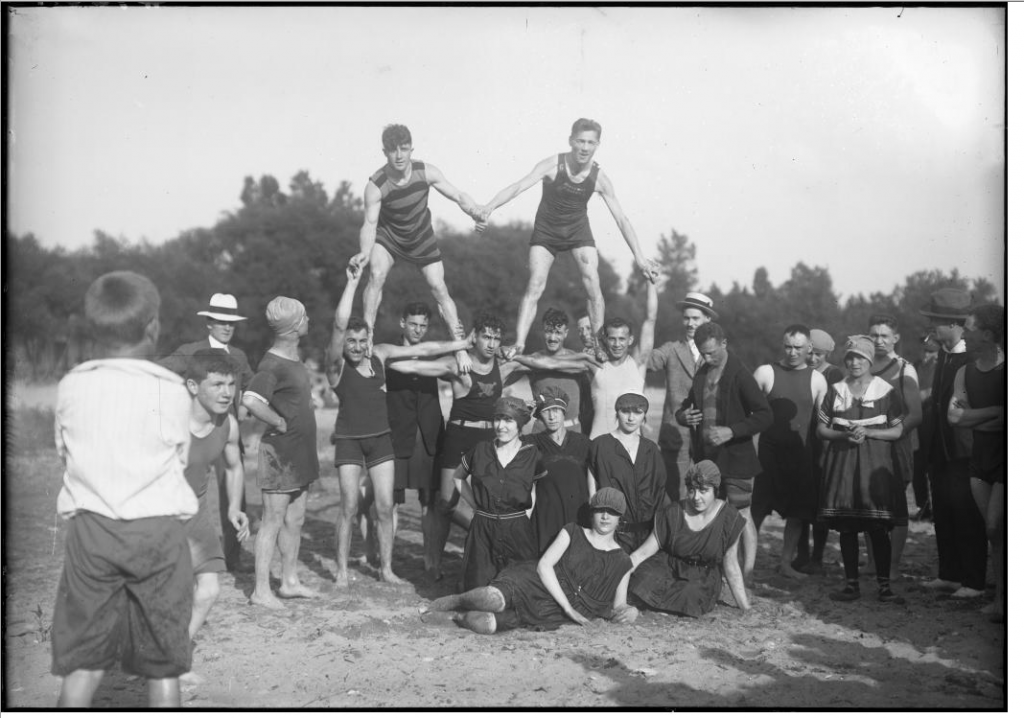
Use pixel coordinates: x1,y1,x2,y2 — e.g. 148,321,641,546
675,291,719,320
197,293,247,322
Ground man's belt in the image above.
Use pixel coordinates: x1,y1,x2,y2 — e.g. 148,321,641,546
617,519,654,534
449,419,494,429
475,509,528,520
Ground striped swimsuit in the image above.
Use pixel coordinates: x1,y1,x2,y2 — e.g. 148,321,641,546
371,161,441,266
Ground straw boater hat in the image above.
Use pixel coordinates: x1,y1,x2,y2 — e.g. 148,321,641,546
918,288,971,320
675,292,719,321
197,293,247,322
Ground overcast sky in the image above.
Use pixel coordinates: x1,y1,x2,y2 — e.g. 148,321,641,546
7,5,1010,301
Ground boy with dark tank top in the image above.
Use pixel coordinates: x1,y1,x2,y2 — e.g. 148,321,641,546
181,349,250,681
752,325,827,579
389,311,595,581
327,263,472,586
348,123,483,375
474,117,660,359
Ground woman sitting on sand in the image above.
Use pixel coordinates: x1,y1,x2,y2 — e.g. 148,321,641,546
627,460,750,618
419,488,638,634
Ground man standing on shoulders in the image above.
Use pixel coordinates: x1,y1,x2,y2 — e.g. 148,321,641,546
680,322,773,584
181,350,250,654
242,297,320,609
919,289,987,599
751,325,827,579
161,293,254,571
646,291,717,501
349,124,478,373
475,118,659,358
867,314,923,580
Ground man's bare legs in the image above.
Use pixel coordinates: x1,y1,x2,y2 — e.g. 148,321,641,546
59,670,180,708
361,244,395,346
367,460,405,584
58,669,105,708
420,261,465,342
738,506,757,584
420,488,441,579
336,465,363,586
972,478,1005,619
188,572,221,639
252,491,290,608
512,247,556,352
276,489,317,599
430,467,471,577
779,518,806,579
572,246,605,343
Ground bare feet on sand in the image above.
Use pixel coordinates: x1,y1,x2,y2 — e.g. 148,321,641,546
379,568,410,586
278,582,321,599
250,591,286,610
779,563,807,580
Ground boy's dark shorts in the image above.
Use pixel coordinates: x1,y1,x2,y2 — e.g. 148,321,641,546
51,512,193,679
333,433,395,469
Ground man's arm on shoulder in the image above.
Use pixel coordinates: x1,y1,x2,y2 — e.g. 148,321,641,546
515,352,600,373
375,335,473,362
388,355,460,380
481,155,559,216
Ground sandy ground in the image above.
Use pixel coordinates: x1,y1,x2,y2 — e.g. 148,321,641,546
4,381,1007,708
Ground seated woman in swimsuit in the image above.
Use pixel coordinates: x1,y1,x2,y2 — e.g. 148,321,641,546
419,488,638,634
628,460,751,618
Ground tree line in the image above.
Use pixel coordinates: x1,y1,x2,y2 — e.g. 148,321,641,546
6,171,1001,381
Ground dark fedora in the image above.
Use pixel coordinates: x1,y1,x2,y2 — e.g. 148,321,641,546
675,291,719,320
919,288,971,320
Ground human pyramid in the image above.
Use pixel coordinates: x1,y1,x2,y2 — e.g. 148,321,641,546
50,120,1005,707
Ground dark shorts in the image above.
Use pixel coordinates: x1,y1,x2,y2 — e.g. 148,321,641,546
184,493,226,574
440,423,493,469
530,230,596,255
257,442,315,493
394,427,442,494
334,433,395,468
52,512,193,679
376,233,442,267
970,460,1005,485
720,476,753,510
